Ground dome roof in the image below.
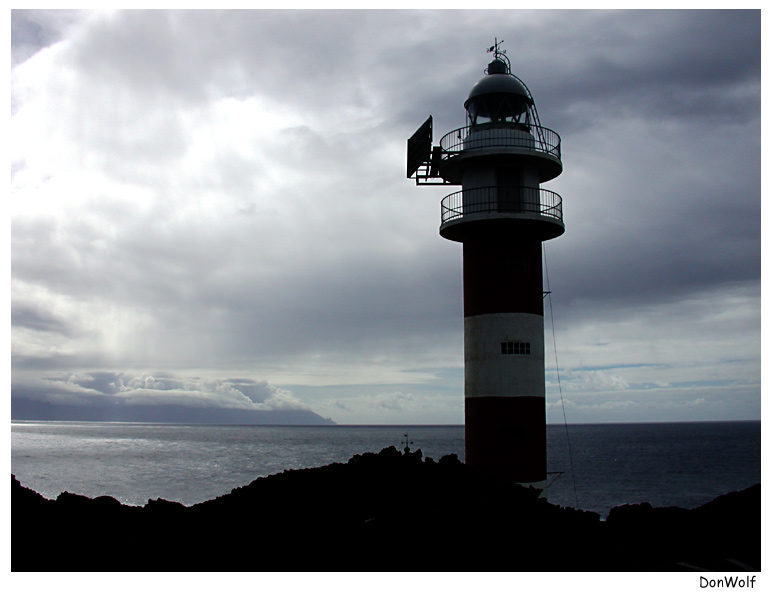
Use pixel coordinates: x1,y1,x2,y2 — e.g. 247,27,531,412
464,72,533,109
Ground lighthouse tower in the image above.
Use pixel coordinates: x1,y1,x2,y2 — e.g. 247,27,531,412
407,42,564,483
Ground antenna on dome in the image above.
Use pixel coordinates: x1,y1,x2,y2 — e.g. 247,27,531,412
485,37,511,73
487,37,506,59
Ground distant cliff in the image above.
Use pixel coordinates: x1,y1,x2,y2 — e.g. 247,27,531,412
12,447,759,571
11,397,335,425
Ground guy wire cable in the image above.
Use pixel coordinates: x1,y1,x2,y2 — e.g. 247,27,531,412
543,243,579,509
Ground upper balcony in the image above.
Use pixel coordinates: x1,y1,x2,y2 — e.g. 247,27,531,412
437,123,563,184
439,185,564,243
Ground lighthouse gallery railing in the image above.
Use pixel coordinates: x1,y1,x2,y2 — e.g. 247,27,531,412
439,123,561,158
441,186,563,225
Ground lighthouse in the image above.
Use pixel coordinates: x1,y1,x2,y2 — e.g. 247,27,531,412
407,42,564,483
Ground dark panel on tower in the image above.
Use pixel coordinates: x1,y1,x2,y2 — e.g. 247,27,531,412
406,116,432,178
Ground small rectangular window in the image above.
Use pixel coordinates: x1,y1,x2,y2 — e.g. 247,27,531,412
502,341,530,355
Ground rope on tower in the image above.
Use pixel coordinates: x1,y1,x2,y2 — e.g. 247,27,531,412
543,243,580,509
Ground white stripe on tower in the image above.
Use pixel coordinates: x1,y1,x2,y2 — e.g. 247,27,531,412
465,313,544,397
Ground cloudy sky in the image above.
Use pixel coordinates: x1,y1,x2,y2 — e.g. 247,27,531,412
10,9,760,425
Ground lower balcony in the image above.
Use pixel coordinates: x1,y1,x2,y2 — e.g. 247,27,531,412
439,186,564,242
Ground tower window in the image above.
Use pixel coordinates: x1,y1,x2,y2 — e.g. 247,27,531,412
501,341,530,355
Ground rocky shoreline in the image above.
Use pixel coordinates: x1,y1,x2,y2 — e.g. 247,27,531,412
12,446,760,571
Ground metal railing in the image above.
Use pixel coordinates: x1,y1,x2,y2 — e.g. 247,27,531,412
439,123,561,159
441,186,563,225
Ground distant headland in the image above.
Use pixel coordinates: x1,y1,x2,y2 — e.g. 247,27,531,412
11,397,336,425
12,446,759,571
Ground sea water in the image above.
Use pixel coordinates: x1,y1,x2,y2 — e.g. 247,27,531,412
11,420,760,518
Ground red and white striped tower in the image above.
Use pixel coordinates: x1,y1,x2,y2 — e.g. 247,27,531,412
407,43,564,483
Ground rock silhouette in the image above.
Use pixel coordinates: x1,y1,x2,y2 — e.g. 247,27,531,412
11,446,759,571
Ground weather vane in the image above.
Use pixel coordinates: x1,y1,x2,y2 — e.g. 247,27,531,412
485,37,511,74
487,37,506,60
401,433,413,454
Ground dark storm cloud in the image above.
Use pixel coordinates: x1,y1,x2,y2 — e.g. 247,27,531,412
525,12,761,311
12,354,93,373
12,304,72,336
62,10,418,110
550,121,760,307
548,190,760,308
516,10,761,132
208,251,463,361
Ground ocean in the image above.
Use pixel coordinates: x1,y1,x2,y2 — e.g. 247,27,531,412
11,420,760,518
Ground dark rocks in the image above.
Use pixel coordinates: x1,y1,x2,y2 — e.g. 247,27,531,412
605,485,761,571
11,450,760,571
438,452,461,466
144,497,187,512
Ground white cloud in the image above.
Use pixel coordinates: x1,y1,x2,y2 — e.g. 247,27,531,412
19,371,308,412
568,370,630,392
